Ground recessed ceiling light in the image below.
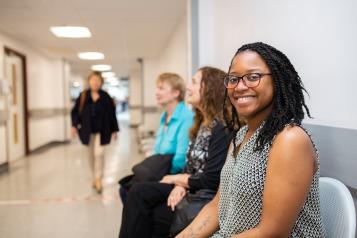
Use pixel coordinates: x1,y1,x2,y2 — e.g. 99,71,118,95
78,52,105,60
102,72,115,78
50,26,91,38
91,64,112,71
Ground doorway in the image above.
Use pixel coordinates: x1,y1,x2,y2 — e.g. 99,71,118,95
4,47,29,161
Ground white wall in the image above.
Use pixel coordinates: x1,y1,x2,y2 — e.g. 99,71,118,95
143,59,160,108
0,31,71,153
135,15,189,131
27,56,63,109
143,15,189,107
129,69,143,126
157,15,189,84
197,0,357,130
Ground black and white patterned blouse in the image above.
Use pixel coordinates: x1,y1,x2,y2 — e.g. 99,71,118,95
183,119,232,192
212,123,326,237
184,119,217,175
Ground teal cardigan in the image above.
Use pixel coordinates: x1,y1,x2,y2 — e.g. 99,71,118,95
154,102,194,174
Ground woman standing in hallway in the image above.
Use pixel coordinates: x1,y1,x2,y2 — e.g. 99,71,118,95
119,67,233,238
71,71,119,193
177,42,325,238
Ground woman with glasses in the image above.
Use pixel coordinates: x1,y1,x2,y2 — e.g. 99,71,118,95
176,42,326,238
119,67,233,238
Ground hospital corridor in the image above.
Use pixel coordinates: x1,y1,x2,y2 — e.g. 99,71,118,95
0,0,357,237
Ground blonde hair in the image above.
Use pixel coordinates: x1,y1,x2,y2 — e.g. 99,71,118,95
156,73,185,102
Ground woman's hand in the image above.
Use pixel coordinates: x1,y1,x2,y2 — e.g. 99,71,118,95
71,127,77,139
167,185,187,211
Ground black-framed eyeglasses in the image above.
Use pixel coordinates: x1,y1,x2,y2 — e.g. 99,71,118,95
223,73,271,89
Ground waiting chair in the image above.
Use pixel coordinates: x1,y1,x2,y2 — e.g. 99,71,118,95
319,177,356,238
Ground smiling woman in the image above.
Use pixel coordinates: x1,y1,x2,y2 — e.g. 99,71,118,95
177,42,326,238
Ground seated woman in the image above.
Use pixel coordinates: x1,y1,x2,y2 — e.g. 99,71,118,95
154,73,194,174
177,42,326,238
119,67,233,238
119,73,193,202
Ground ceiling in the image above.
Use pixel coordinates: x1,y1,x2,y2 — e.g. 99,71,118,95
0,0,186,77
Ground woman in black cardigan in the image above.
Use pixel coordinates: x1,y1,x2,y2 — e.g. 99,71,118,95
71,71,119,193
119,67,234,238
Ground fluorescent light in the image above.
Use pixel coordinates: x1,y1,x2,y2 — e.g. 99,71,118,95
104,77,119,86
102,72,115,78
91,64,111,71
50,26,91,38
78,52,105,60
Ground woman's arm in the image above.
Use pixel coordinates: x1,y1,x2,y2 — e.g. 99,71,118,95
161,122,232,189
108,95,119,132
176,190,221,238
232,126,316,238
70,94,81,128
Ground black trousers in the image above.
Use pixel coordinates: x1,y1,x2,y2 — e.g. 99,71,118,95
119,182,175,238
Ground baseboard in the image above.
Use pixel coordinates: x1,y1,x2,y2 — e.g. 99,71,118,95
30,140,71,154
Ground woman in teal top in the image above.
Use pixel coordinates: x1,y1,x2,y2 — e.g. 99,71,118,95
154,73,194,174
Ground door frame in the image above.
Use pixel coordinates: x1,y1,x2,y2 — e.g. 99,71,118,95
4,46,30,155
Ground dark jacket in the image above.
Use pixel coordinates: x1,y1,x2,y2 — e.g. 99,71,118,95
187,121,233,192
71,89,119,145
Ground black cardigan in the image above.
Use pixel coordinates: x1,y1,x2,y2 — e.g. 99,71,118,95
187,121,233,192
71,89,119,145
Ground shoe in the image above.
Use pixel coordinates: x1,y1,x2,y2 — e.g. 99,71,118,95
94,179,103,194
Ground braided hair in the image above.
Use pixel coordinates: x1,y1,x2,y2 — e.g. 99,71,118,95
223,42,312,153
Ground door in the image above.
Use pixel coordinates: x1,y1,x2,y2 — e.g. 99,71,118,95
4,54,25,161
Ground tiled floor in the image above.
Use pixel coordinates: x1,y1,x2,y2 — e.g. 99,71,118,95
0,114,144,238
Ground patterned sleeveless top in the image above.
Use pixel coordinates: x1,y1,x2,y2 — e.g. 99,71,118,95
184,119,217,175
212,123,326,238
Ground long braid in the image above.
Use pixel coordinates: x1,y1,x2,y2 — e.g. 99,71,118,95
223,42,312,151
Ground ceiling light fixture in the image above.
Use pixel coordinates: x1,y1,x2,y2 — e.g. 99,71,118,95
50,26,91,38
91,64,112,71
102,72,116,78
78,52,105,60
